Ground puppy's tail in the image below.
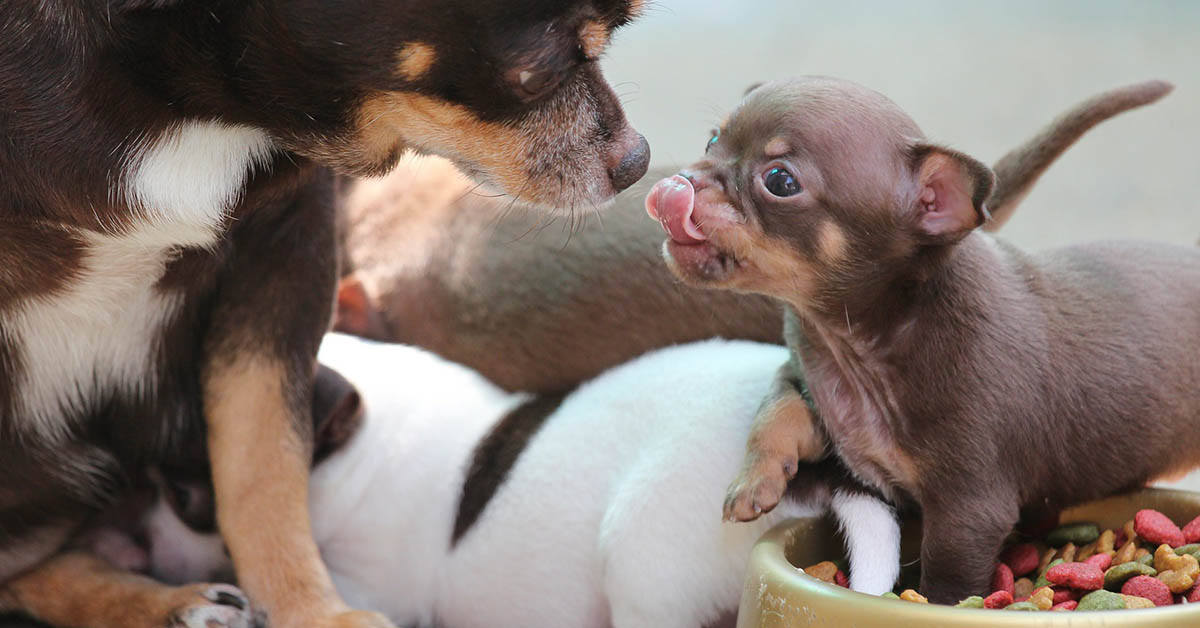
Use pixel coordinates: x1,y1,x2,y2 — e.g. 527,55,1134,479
985,79,1174,232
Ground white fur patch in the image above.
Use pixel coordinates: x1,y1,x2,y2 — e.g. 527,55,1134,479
3,226,187,440
831,488,900,594
143,497,230,586
124,121,274,245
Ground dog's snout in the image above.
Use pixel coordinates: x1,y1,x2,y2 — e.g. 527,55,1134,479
608,134,651,193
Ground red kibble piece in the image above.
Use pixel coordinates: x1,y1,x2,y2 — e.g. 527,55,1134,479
1183,515,1200,545
1051,587,1079,605
1135,509,1186,547
1001,543,1041,577
1114,530,1128,547
1051,600,1078,611
1122,575,1174,607
1187,579,1200,604
834,570,849,588
991,563,1015,595
1085,553,1112,571
984,590,1014,609
1046,562,1104,591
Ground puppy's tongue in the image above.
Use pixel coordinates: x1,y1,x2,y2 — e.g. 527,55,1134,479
645,175,707,244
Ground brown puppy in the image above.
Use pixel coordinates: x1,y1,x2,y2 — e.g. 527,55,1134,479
334,84,1151,393
646,77,1192,603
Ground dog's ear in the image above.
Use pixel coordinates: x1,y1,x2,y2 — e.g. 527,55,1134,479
743,82,766,97
910,144,996,244
311,364,364,465
334,272,388,340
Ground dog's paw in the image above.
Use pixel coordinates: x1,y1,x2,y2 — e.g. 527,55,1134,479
311,609,396,628
723,455,797,522
168,584,265,628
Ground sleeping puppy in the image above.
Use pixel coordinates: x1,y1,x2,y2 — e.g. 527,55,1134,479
645,77,1197,603
0,2,647,627
333,83,1170,394
139,333,901,628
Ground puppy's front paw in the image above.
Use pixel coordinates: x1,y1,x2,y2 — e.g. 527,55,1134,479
168,584,265,628
312,609,396,628
723,455,797,522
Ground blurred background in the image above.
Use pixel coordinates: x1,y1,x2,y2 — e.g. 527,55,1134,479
601,0,1200,250
601,0,1200,487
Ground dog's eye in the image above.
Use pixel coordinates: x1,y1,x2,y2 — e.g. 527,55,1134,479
512,67,559,101
763,167,802,197
705,133,719,153
170,482,191,513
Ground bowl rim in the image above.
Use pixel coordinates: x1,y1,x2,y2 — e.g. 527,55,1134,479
748,487,1200,625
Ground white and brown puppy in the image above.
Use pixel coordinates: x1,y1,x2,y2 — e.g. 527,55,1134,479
141,333,900,628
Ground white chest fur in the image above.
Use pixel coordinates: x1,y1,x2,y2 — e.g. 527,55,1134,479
2,120,273,440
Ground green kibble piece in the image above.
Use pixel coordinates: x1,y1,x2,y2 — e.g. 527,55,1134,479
882,592,901,600
1104,561,1157,590
1175,544,1200,556
1077,589,1126,611
1046,522,1100,547
1136,553,1154,567
955,596,985,608
1004,601,1041,611
1034,559,1064,589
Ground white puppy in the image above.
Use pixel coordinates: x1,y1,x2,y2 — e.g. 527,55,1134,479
144,333,900,628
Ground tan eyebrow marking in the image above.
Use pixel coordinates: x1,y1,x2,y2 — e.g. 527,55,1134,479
395,42,436,81
627,0,648,18
765,137,791,158
579,19,611,59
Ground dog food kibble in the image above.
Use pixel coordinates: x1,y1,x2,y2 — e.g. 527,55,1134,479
1001,542,1040,576
1183,515,1200,544
1047,522,1100,547
954,596,984,608
983,590,1013,609
1135,509,1186,547
1121,575,1173,607
1104,561,1158,589
1046,562,1104,590
1029,586,1054,610
802,561,838,583
868,509,1200,612
1085,552,1112,571
833,569,849,588
1077,589,1126,611
881,592,900,600
990,563,1014,595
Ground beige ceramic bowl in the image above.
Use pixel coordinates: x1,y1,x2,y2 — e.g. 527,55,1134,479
738,488,1200,627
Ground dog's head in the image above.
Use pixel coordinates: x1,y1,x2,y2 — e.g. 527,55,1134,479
118,0,650,211
644,77,994,313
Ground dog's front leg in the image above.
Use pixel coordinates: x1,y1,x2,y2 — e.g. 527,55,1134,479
202,174,392,628
0,552,261,628
723,360,826,522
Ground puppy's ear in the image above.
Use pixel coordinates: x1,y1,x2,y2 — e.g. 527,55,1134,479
743,82,766,96
334,272,388,339
910,145,996,244
311,364,364,465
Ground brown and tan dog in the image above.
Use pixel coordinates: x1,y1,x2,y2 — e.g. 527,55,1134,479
645,77,1193,603
334,82,1168,394
0,1,647,627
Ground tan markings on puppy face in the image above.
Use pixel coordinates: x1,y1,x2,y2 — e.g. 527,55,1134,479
578,20,611,59
204,356,347,623
817,220,848,264
764,137,790,158
395,42,436,81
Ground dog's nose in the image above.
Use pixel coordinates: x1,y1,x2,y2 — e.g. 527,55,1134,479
609,134,651,193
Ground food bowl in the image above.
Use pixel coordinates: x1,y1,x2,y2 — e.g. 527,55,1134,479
737,488,1200,627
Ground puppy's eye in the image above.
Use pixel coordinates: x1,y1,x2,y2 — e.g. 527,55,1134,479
763,167,802,197
169,482,191,513
705,133,719,153
511,67,560,101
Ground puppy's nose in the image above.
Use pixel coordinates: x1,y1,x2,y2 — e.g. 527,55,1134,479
608,134,651,193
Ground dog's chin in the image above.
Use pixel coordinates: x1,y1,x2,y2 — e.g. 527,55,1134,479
661,239,743,288
449,162,622,214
